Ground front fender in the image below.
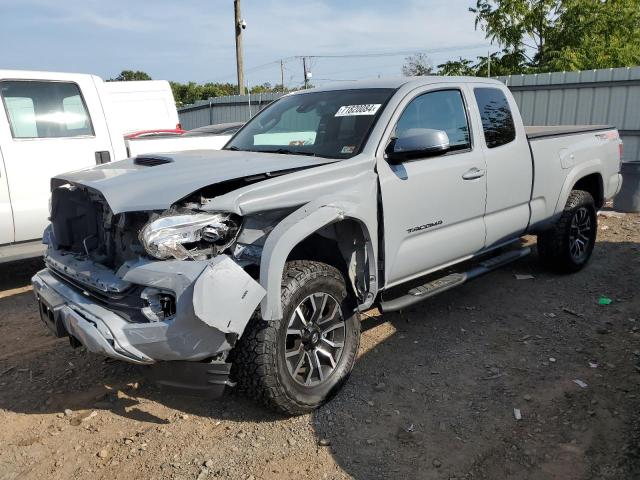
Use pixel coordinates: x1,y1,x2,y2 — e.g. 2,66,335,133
259,204,344,320
259,194,379,320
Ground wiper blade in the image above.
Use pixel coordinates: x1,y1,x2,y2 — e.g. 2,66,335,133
225,146,331,158
269,148,317,156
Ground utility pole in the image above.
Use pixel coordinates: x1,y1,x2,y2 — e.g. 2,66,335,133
247,78,252,117
487,50,491,78
280,59,285,92
234,0,245,95
302,57,309,89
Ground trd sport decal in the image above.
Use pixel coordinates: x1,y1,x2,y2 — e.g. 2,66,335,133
406,220,443,234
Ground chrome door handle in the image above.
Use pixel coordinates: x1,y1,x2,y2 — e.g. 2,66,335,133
462,167,485,180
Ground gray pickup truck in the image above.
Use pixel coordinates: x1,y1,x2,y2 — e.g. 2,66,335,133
32,77,623,414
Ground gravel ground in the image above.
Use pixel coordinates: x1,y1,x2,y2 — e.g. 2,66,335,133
0,210,638,480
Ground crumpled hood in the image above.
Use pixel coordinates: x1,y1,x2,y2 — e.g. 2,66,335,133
53,149,335,214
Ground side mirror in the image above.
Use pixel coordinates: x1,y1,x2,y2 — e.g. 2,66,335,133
386,128,450,163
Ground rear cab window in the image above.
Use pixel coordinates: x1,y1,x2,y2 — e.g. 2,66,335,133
473,87,516,148
0,80,94,139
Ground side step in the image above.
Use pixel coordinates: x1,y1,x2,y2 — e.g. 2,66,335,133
379,247,530,313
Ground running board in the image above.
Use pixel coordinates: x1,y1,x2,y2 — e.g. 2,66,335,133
379,247,531,313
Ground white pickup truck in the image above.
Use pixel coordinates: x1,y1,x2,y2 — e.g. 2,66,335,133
32,77,622,414
0,70,232,263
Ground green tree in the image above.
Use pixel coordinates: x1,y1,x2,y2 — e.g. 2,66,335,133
470,0,561,68
200,82,237,98
110,72,290,106
270,83,290,93
168,81,234,106
473,48,530,76
169,80,287,106
402,53,435,76
437,57,477,76
109,70,152,81
544,0,640,71
249,82,274,94
248,82,295,94
470,0,640,73
169,81,199,106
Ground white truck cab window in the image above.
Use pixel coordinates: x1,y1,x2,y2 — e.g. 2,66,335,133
396,89,471,151
3,96,37,137
1,80,94,139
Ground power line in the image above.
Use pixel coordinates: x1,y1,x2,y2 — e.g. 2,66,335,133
313,60,412,77
208,43,491,83
304,43,490,59
312,78,358,82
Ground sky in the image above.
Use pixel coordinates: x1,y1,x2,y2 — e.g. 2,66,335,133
1,0,492,88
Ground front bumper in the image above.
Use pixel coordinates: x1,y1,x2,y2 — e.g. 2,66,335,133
33,269,155,364
31,254,266,365
33,269,237,396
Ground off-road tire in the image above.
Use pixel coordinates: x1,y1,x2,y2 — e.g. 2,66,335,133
537,189,597,273
231,260,360,415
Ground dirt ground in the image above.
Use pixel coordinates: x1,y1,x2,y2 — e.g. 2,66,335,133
0,210,638,480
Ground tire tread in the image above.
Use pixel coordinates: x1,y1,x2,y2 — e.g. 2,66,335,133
537,189,596,273
231,260,359,415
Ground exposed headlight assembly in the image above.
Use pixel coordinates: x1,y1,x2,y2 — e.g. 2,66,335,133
140,212,240,260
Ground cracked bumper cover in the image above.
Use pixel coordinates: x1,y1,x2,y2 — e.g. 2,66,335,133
31,255,266,365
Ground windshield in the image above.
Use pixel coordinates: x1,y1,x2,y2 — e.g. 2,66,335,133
225,88,395,159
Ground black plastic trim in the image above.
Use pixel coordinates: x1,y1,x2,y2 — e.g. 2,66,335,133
149,360,235,398
526,125,614,140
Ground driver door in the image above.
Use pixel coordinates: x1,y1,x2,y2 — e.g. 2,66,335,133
377,86,487,287
0,146,13,245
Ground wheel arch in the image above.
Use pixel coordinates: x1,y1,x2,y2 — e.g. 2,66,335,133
259,203,378,321
573,173,604,209
554,162,605,215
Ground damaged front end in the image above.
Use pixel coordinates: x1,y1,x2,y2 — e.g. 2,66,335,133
32,182,267,397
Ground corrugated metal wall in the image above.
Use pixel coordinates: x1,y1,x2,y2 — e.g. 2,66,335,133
178,92,283,130
495,67,640,162
178,67,640,161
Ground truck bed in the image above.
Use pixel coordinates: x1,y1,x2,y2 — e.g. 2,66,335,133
525,124,621,228
526,125,612,140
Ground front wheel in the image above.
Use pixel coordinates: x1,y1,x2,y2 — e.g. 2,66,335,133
232,260,360,415
537,190,597,273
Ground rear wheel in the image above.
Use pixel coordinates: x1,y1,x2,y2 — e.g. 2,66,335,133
537,190,597,273
232,260,360,415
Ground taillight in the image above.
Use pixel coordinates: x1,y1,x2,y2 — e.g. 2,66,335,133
176,123,182,130
619,142,624,160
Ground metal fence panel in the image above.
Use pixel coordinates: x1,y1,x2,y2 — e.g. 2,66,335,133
178,93,284,130
496,67,640,162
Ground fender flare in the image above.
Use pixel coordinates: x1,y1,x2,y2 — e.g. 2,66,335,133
553,160,604,215
259,200,377,321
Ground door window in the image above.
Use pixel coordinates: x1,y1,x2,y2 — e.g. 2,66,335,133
1,81,94,139
473,87,516,148
395,89,471,151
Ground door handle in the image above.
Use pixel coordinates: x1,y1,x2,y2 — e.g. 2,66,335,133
95,151,111,165
462,167,485,180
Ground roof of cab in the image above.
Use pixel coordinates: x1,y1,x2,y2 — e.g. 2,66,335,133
290,76,505,94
